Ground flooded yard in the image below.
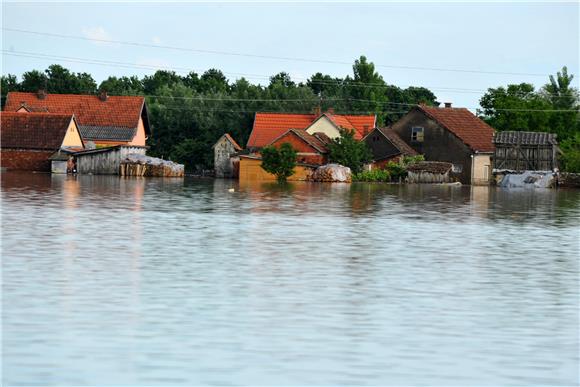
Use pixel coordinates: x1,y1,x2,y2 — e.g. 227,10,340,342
2,172,579,385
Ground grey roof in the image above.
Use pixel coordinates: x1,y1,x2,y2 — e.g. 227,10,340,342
79,125,137,141
493,131,558,145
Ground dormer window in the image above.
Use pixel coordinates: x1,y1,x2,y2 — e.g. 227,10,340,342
411,127,424,142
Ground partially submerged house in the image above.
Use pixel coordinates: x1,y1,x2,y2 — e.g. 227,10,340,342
213,133,243,178
493,131,559,171
4,90,151,147
246,110,376,149
363,126,418,169
236,110,376,180
391,103,495,185
0,112,84,172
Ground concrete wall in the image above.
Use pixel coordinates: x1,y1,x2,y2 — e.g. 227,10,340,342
51,160,68,174
76,146,146,175
472,154,492,185
0,149,53,171
391,109,474,184
214,137,239,178
239,157,314,181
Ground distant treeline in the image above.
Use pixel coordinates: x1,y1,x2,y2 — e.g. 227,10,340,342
2,56,578,171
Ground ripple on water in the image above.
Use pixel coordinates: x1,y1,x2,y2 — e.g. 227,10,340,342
2,173,579,386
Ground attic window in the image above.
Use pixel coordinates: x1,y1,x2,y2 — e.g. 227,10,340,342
411,127,424,142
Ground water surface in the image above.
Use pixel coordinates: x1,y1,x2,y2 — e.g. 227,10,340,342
2,172,579,386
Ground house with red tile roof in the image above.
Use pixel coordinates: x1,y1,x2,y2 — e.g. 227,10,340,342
246,110,376,149
0,112,84,171
3,90,150,147
390,103,495,185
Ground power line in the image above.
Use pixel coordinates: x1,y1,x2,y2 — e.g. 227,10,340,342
2,50,483,94
3,27,549,77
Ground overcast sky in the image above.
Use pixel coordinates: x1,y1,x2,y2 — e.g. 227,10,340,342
2,1,579,110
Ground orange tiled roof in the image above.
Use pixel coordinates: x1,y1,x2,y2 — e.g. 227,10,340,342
4,92,149,137
417,105,495,152
247,112,376,148
1,112,76,150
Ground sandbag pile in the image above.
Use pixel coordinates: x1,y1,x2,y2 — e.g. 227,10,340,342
309,164,352,183
120,153,184,177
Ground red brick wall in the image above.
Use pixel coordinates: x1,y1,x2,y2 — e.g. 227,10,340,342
271,132,318,153
0,149,53,171
271,132,327,165
372,155,404,170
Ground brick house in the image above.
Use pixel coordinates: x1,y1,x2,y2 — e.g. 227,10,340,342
391,104,495,185
4,90,151,147
0,112,84,171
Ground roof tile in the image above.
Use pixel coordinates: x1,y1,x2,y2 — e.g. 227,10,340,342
417,106,495,152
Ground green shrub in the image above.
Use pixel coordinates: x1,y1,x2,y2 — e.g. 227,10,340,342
385,161,407,180
260,143,297,183
353,169,391,182
560,133,580,172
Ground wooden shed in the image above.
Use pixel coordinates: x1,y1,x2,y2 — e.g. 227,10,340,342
493,131,559,171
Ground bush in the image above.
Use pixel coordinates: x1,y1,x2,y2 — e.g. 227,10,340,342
353,169,391,182
327,129,373,174
260,143,298,183
560,133,580,172
385,161,407,180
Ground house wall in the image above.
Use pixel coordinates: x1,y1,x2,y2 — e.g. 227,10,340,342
129,117,147,146
61,119,84,148
371,155,404,170
0,149,53,171
76,146,146,175
305,117,341,139
214,137,239,178
365,129,401,163
391,109,474,184
472,154,492,185
239,157,314,181
270,131,327,165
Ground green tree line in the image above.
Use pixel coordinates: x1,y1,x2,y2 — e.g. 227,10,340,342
2,58,578,171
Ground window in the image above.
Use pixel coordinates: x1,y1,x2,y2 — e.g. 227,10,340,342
452,164,463,173
411,127,424,142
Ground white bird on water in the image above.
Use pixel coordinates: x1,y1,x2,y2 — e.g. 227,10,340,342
228,188,235,193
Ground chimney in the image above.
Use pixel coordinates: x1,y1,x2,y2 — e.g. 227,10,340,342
313,106,321,116
99,90,108,102
326,107,335,114
37,89,46,100
444,102,452,108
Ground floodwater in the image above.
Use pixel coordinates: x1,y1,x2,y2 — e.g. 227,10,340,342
2,172,579,386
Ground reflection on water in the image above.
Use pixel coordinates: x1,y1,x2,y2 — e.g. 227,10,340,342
2,172,579,386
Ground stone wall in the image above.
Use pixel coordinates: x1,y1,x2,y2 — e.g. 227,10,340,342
214,139,238,178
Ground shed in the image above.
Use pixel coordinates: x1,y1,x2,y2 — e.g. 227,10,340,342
493,131,559,171
406,161,453,184
74,145,147,175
